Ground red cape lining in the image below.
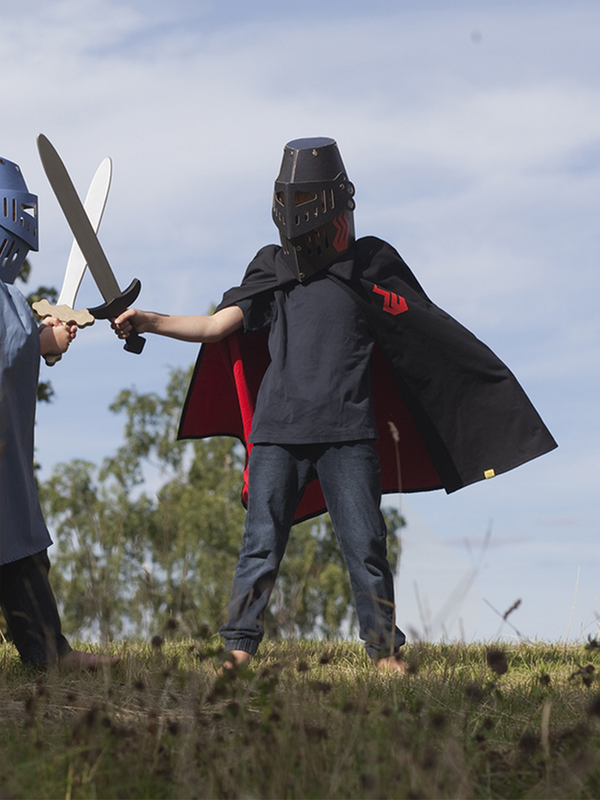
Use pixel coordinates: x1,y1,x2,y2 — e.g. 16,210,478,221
179,329,442,522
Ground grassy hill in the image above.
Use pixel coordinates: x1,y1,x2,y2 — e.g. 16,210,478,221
1,638,599,798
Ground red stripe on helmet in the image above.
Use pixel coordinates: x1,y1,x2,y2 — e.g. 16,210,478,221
332,212,350,252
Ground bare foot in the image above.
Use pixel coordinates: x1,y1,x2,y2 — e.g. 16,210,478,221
58,650,120,671
376,654,406,673
221,649,253,671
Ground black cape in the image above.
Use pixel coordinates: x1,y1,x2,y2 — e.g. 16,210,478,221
179,237,557,522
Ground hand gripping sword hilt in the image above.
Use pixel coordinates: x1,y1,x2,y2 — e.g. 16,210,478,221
88,278,146,354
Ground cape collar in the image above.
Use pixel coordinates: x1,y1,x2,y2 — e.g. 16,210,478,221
274,247,355,285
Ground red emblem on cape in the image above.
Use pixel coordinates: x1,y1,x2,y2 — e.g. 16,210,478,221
372,284,408,315
332,212,350,252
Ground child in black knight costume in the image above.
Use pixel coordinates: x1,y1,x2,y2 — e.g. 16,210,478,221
114,137,556,669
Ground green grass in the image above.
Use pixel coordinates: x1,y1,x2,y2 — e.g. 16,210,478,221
1,638,600,799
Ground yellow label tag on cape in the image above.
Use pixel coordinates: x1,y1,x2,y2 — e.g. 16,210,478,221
484,469,496,479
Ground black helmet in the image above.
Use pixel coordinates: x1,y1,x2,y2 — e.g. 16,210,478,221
272,137,355,281
0,157,38,284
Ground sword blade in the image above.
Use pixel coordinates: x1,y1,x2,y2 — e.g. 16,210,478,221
37,134,120,303
57,157,112,308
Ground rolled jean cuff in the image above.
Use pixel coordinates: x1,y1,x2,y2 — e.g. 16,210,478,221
223,637,259,656
364,629,407,660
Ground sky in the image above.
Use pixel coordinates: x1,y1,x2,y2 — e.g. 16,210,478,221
2,0,599,644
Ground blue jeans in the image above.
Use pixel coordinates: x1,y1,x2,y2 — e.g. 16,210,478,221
219,441,405,659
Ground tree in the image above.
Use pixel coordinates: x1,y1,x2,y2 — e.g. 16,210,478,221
39,459,154,641
40,368,250,641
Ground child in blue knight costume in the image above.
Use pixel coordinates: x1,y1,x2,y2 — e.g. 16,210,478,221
0,155,117,669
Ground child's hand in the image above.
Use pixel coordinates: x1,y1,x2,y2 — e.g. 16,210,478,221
111,308,147,340
39,317,77,356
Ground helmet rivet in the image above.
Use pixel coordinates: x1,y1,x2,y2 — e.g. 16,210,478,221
296,245,302,251
299,272,306,280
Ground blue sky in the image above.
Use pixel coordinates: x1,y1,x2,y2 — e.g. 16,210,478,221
2,0,599,644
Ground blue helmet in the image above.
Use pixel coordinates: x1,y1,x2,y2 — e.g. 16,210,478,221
0,157,38,284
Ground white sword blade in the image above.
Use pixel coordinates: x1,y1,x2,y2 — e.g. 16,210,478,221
56,157,112,308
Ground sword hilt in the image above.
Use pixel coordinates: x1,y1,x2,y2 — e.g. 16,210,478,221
123,329,146,354
88,278,146,355
32,299,96,367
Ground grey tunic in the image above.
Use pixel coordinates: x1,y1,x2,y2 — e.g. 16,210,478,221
0,282,52,565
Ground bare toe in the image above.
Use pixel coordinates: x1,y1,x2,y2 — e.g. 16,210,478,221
376,654,406,673
219,649,253,674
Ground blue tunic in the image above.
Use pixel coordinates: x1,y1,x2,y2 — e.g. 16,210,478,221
0,282,52,565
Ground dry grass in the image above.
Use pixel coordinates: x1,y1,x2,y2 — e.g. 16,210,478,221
1,638,599,798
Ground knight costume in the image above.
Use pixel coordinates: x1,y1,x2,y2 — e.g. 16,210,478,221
177,138,557,659
0,156,72,665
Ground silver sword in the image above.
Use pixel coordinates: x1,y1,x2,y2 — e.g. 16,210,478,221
36,133,145,354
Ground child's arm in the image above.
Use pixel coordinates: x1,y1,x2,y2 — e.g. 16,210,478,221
112,304,244,344
39,317,77,356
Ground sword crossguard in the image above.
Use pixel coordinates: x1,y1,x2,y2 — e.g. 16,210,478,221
87,277,141,319
32,299,96,367
32,299,95,328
